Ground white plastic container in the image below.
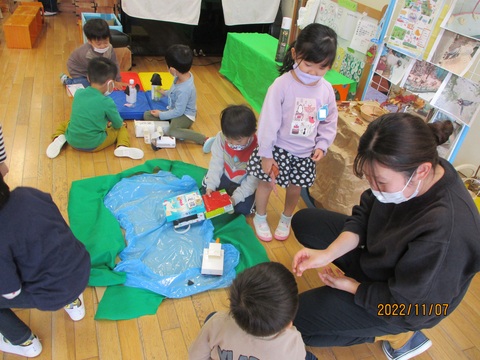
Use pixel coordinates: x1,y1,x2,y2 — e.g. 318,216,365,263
126,79,137,106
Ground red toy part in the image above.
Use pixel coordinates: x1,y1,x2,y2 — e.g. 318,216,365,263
202,190,234,219
120,72,144,91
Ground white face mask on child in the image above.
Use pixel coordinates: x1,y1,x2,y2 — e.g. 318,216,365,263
103,80,114,96
94,45,111,54
293,63,323,84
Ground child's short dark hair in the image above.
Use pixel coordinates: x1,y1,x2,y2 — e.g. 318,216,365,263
220,105,257,139
229,262,299,337
87,57,117,85
165,44,193,74
83,18,111,41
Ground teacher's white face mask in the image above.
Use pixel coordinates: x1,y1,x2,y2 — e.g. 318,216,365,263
371,172,421,204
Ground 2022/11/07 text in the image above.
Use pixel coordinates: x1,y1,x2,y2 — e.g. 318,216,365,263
377,303,449,316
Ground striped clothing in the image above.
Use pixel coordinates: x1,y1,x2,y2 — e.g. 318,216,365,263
0,125,6,163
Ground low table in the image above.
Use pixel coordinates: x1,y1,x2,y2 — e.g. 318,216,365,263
220,32,356,113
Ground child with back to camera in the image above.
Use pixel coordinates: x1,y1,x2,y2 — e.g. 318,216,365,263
143,44,210,147
0,172,91,358
188,262,318,360
60,18,125,89
46,57,144,160
202,104,259,215
247,23,339,242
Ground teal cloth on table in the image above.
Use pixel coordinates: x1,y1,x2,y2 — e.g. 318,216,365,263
219,32,357,113
68,159,269,320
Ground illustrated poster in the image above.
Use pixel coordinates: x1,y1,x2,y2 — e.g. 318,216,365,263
388,0,444,58
428,28,480,76
401,59,449,101
431,73,480,126
441,0,480,40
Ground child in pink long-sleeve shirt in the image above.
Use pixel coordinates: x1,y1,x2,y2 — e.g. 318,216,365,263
247,23,339,242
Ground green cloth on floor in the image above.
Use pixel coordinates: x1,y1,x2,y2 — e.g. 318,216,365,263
95,286,165,320
68,159,269,320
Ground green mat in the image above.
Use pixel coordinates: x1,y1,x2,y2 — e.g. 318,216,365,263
68,160,269,320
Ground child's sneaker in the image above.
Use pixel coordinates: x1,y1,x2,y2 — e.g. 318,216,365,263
60,73,69,85
46,134,67,159
202,137,215,153
64,293,85,321
0,332,42,358
274,213,292,241
114,146,144,160
253,213,272,242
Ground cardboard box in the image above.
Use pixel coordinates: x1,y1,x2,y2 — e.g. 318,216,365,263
201,243,224,276
152,136,176,149
163,190,206,229
134,120,155,137
134,120,170,138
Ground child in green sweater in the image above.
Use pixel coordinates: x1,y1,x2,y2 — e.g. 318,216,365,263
46,57,143,160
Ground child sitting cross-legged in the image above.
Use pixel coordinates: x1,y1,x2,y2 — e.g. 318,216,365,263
188,262,318,360
201,104,259,215
46,57,143,160
143,44,210,147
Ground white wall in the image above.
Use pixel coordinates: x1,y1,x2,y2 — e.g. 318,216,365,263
281,0,295,18
454,121,480,167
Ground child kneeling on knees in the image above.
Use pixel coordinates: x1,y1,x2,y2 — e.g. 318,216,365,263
188,262,317,360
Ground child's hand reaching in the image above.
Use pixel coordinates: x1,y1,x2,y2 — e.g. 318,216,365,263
311,148,325,162
318,267,360,294
150,110,161,118
205,188,214,196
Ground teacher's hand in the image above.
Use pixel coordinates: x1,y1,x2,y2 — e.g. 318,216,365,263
292,248,331,276
318,267,360,294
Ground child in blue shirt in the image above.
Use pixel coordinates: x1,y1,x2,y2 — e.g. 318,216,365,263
143,44,208,146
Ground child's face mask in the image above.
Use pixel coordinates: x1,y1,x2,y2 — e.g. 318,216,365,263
226,136,253,151
90,39,111,54
103,80,114,96
94,46,110,54
293,62,326,85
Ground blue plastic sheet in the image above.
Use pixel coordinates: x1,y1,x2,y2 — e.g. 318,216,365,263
103,172,240,298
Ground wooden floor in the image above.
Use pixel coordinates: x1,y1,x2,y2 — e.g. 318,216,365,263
1,10,479,360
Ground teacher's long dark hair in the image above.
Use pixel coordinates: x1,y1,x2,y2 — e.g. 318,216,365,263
353,112,454,180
